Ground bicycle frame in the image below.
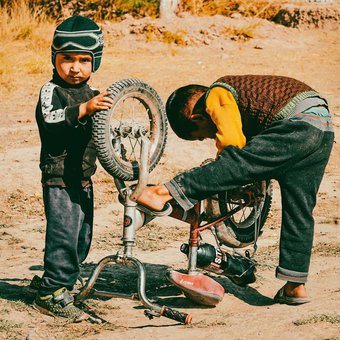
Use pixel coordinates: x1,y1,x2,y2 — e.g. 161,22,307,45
76,134,259,324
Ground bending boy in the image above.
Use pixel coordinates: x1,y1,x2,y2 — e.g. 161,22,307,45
137,75,334,305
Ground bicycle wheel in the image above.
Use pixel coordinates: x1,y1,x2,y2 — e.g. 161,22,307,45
92,79,168,181
218,181,273,244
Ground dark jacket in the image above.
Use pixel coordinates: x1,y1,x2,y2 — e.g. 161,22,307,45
36,70,100,186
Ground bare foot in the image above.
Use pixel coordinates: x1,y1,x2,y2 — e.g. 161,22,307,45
136,185,172,211
284,282,307,298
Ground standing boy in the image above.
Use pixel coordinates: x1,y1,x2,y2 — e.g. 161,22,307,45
137,75,334,305
34,16,113,320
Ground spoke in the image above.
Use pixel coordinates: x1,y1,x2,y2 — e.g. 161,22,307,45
239,206,247,223
127,137,136,160
135,137,142,149
108,95,155,164
131,138,140,158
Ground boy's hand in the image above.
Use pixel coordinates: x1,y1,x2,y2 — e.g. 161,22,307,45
78,91,113,119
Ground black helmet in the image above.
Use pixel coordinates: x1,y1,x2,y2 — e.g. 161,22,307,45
51,16,104,72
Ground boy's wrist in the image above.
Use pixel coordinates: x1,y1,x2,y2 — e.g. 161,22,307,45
78,103,87,119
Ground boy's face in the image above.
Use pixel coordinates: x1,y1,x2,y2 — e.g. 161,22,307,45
55,52,92,85
189,97,217,141
190,116,217,141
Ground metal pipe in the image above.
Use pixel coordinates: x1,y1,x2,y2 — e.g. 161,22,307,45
114,177,127,196
130,135,150,201
75,255,121,301
128,256,161,312
75,254,161,313
187,202,201,274
188,245,198,274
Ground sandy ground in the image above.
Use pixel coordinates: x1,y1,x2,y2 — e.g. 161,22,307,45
0,7,339,340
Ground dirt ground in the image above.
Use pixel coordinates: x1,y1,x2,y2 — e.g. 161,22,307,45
0,4,339,340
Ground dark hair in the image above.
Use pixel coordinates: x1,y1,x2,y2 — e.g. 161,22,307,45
165,84,208,140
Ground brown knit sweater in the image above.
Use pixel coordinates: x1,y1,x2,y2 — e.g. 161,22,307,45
210,75,320,138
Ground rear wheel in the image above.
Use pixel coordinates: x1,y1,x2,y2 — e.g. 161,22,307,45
218,181,273,244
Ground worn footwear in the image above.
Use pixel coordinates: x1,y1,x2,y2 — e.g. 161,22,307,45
26,275,42,297
27,275,85,297
33,287,88,321
274,287,310,305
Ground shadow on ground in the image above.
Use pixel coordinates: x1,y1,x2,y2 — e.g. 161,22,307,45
0,279,33,303
0,262,274,313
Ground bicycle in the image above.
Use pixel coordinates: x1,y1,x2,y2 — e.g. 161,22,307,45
75,79,273,324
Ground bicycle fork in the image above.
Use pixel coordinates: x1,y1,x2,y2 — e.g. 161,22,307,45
76,136,192,324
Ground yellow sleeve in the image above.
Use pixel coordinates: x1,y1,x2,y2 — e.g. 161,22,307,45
205,86,246,153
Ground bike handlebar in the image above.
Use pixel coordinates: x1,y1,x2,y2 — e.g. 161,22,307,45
160,306,192,324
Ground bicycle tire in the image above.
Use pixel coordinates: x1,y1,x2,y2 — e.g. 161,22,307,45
92,79,168,181
218,180,273,244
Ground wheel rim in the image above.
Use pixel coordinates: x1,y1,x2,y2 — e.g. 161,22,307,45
107,90,161,170
222,181,266,229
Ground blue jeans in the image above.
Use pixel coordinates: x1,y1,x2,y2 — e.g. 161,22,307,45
165,107,334,283
39,185,93,295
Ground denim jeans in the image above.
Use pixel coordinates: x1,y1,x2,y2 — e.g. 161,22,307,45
39,185,93,295
165,107,334,283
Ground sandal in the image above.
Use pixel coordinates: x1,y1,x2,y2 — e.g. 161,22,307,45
274,287,310,305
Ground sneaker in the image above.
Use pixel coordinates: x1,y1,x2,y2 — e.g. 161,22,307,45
26,275,42,297
27,275,84,297
33,287,88,322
